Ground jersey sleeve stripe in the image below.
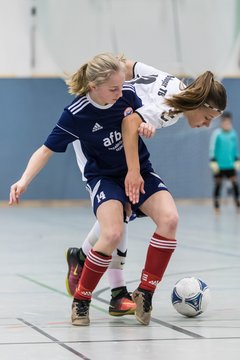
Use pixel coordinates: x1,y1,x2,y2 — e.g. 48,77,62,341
134,110,146,122
68,98,81,110
68,96,88,110
56,124,79,139
68,97,89,115
132,62,138,78
122,84,136,93
71,102,90,115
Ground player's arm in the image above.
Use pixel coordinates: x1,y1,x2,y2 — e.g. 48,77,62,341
122,113,145,204
9,145,53,205
125,60,162,80
125,60,136,80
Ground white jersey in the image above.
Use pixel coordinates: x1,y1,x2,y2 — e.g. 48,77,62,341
128,62,184,129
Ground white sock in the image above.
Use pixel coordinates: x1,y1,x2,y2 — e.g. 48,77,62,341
81,221,129,290
82,221,100,255
107,269,126,289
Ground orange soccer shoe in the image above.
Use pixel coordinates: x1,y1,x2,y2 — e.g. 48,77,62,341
109,289,136,316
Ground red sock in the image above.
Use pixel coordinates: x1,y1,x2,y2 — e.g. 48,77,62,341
140,233,177,292
74,249,112,300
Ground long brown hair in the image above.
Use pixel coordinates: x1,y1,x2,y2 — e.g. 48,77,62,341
165,71,227,114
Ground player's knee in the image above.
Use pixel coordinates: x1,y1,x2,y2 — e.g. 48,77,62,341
168,211,179,232
159,210,179,233
103,226,124,248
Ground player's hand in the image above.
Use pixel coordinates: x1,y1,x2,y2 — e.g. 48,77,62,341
138,122,156,138
9,180,27,205
124,170,145,204
234,160,240,171
209,161,219,174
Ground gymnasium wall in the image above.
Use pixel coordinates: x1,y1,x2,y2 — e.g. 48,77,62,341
1,0,240,78
1,0,240,201
1,77,240,201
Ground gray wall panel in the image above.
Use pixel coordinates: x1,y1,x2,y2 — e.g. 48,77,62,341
1,78,239,201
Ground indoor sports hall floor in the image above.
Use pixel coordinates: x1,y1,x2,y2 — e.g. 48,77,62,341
1,200,240,360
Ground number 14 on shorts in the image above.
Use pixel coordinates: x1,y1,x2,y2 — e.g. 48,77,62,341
96,191,106,203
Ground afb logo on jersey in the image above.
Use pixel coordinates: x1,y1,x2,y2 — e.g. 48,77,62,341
102,107,133,151
124,107,133,117
103,131,123,151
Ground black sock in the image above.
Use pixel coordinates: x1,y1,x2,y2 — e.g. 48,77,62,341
111,286,128,299
77,248,86,267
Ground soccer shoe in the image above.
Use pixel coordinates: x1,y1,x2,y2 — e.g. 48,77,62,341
132,288,153,325
109,292,137,316
71,299,91,326
66,248,82,296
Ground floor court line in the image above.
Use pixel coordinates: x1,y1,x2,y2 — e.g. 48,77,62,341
2,204,240,359
16,273,205,339
16,273,106,314
1,330,240,346
17,318,91,360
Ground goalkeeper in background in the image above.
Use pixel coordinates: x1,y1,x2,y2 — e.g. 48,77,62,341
209,111,240,212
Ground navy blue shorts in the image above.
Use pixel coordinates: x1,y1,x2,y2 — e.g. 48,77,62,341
86,171,169,216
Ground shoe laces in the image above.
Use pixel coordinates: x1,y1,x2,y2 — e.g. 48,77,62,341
125,292,133,301
74,300,90,316
140,289,153,312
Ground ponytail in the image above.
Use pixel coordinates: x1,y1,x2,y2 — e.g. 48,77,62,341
66,63,90,95
66,53,125,96
165,71,226,114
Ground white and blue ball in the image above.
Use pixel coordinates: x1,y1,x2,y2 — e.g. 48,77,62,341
171,277,211,317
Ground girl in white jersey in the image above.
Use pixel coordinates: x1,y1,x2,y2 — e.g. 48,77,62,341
65,58,227,325
123,60,226,204
9,54,226,327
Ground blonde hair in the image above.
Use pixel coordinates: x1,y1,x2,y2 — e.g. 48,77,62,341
165,71,227,114
66,53,125,96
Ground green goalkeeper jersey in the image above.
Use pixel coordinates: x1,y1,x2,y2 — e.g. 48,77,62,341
209,128,239,169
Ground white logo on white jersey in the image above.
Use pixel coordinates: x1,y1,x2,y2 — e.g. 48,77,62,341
92,123,103,132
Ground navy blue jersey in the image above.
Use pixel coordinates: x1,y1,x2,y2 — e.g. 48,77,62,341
44,84,152,180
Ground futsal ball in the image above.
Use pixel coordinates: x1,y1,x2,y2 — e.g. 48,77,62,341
171,277,211,317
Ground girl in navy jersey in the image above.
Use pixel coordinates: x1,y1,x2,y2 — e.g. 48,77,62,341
9,53,227,326
65,58,227,325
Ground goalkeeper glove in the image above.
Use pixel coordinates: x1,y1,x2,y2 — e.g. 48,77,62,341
209,161,219,174
234,160,240,171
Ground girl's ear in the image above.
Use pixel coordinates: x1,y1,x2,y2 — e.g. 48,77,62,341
89,81,96,90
